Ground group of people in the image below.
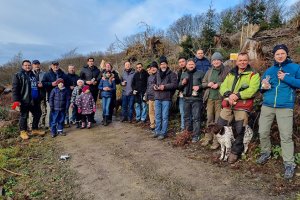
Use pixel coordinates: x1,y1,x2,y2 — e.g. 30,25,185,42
11,44,300,179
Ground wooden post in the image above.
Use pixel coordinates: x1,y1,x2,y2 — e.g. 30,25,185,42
240,25,244,50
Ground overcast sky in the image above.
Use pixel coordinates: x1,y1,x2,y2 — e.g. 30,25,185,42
0,0,297,64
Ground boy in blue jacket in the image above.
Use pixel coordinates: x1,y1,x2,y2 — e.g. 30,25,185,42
49,78,70,137
99,71,116,126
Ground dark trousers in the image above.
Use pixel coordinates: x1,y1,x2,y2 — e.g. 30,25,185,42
91,90,98,120
73,105,82,122
108,93,116,120
184,99,202,137
82,113,93,123
19,101,42,131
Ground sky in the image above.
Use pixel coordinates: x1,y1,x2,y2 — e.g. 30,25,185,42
0,0,298,64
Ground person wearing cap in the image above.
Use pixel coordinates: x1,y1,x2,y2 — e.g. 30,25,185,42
201,52,230,148
31,60,47,130
71,79,84,128
120,61,135,123
12,60,42,140
66,65,79,126
177,56,187,132
49,78,70,137
217,52,260,164
153,56,178,140
80,57,100,123
145,61,158,130
257,44,300,179
194,49,211,73
132,63,149,123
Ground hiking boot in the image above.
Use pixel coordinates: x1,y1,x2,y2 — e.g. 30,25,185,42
152,133,159,138
228,153,239,164
201,133,213,146
51,133,57,138
284,163,296,179
256,152,271,165
76,121,80,128
20,131,29,140
121,118,128,122
104,117,108,126
192,135,200,143
87,122,91,129
58,131,66,136
31,129,46,136
210,135,220,150
81,122,86,129
157,135,166,140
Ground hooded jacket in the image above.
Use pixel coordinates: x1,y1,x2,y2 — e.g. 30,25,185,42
98,73,116,98
261,59,300,109
76,92,96,115
49,87,70,111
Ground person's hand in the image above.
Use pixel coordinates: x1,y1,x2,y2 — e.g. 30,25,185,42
78,108,82,113
93,108,96,113
229,93,239,102
158,85,165,90
211,84,218,89
70,103,74,108
228,99,237,106
182,78,188,85
52,81,58,86
11,101,20,110
278,71,285,80
38,82,43,88
93,81,97,85
86,81,92,85
193,85,200,91
153,85,159,90
261,78,271,89
208,82,214,87
102,77,105,80
70,86,74,90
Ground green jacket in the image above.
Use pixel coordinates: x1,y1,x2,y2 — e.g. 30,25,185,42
179,69,205,100
219,65,260,100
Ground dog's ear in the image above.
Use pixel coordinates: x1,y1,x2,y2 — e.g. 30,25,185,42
210,124,224,135
219,126,225,135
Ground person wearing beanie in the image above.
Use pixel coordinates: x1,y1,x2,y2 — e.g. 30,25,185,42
194,49,211,73
49,76,70,137
71,79,84,128
153,56,178,140
120,61,135,123
201,52,230,148
145,61,158,130
177,56,187,132
76,85,96,129
257,44,300,179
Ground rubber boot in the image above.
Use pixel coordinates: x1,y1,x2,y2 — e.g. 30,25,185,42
81,122,86,129
104,116,108,126
76,121,80,128
87,122,91,129
210,135,220,150
201,132,213,147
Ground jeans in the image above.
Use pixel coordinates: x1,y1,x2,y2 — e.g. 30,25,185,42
135,101,148,121
19,101,42,131
50,110,66,135
184,99,202,137
121,95,135,120
179,97,185,130
102,97,112,116
155,100,171,136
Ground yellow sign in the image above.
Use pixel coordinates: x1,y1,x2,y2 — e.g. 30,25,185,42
230,53,238,61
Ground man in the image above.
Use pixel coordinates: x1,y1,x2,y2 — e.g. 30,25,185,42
101,62,121,123
145,61,158,130
120,61,135,122
201,52,230,148
257,44,300,179
177,56,187,131
80,57,100,123
132,63,149,123
178,59,205,143
66,65,79,125
32,60,47,129
194,49,211,73
42,61,70,129
218,53,260,164
12,60,43,139
153,56,177,140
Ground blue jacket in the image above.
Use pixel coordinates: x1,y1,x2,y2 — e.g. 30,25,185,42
98,78,116,98
261,59,300,109
194,57,211,73
49,87,70,111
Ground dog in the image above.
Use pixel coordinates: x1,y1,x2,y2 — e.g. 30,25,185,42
211,124,254,161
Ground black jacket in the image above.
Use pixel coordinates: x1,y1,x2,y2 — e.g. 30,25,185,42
67,73,80,87
42,68,70,99
80,65,100,92
154,68,178,101
12,69,39,105
33,69,47,99
146,74,156,101
132,69,149,94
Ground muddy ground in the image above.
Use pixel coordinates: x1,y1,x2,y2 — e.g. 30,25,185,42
57,117,298,200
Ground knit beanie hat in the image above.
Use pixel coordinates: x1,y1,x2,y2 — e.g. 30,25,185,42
77,79,84,85
159,56,168,64
150,61,158,68
82,85,90,93
211,52,223,61
56,78,64,85
272,44,289,55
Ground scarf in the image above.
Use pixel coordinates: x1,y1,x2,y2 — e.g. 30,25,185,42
186,68,196,97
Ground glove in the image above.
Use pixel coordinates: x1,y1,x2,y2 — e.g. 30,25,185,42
11,102,20,110
93,108,96,113
223,91,232,97
78,108,82,113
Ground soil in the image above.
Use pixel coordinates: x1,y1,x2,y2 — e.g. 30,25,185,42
57,117,296,200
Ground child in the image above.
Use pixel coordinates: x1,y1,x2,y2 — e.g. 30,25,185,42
49,78,70,137
70,79,84,128
98,70,116,126
76,85,96,129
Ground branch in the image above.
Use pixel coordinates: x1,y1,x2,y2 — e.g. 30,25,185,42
1,167,24,176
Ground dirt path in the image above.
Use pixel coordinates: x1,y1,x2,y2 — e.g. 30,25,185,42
57,120,286,200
